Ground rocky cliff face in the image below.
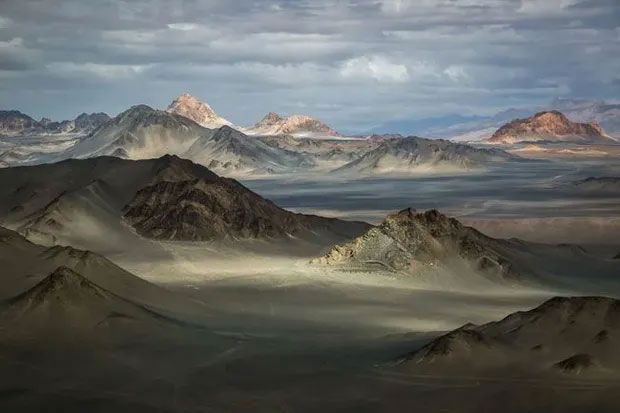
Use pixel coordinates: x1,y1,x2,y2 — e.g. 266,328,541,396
0,110,40,135
72,112,111,133
487,111,613,144
123,156,369,241
124,178,307,241
312,208,521,278
166,93,232,129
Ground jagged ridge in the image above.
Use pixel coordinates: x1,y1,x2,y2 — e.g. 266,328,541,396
313,208,521,279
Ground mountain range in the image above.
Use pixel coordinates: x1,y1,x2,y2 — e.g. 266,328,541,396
1,97,520,177
2,94,616,178
0,110,110,136
366,98,620,142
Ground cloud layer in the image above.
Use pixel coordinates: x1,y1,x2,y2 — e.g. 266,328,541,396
0,0,619,132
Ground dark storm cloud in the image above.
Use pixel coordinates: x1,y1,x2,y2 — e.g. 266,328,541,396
0,0,618,131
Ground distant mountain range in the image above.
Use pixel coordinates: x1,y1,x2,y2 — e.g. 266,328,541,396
0,110,110,136
64,105,316,175
365,98,620,141
2,96,519,177
5,94,617,177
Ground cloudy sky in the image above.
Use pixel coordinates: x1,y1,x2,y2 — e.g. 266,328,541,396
1,0,619,132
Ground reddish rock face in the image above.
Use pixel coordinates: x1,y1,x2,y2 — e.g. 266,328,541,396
250,112,341,137
486,110,613,144
166,93,232,129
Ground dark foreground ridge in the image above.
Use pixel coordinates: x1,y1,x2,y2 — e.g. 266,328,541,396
0,155,371,242
399,296,620,375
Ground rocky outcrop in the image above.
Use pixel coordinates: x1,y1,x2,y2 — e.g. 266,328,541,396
486,111,613,144
570,177,620,193
166,93,232,129
123,177,310,241
312,208,521,278
554,354,596,373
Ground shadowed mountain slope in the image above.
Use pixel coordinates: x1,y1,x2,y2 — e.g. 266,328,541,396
399,296,620,375
0,155,370,244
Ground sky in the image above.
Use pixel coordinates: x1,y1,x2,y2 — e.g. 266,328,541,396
0,0,619,132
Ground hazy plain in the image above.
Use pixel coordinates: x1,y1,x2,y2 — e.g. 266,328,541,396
2,151,620,412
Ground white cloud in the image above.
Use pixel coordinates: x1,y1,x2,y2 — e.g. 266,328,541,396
167,23,199,31
518,0,583,14
340,56,410,83
46,62,150,80
0,16,11,29
0,37,23,49
443,65,468,82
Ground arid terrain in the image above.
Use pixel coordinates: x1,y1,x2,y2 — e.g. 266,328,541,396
2,1,620,407
0,132,619,411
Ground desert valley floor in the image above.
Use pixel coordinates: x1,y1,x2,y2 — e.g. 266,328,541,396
1,145,619,412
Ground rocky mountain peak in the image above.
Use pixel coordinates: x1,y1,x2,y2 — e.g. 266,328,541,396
38,266,92,289
312,207,520,278
259,112,283,126
166,93,232,129
0,110,39,135
487,110,612,144
8,266,106,308
248,112,341,137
